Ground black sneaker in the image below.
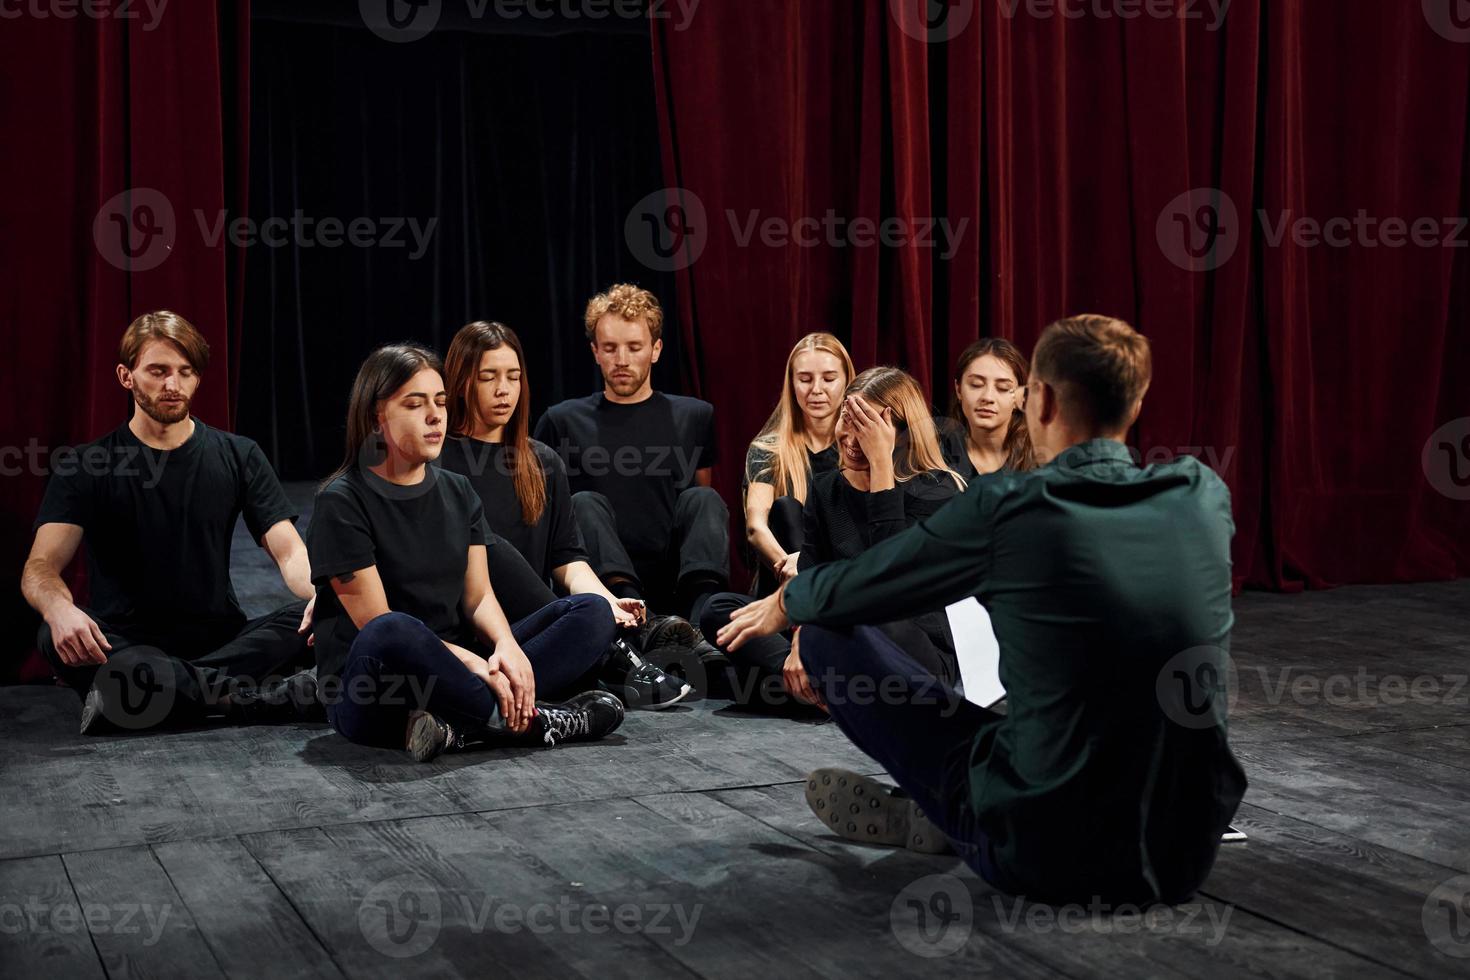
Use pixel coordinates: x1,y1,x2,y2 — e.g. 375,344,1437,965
635,615,701,665
534,690,625,745
804,768,953,854
221,669,324,724
405,710,465,763
690,635,733,700
600,638,692,710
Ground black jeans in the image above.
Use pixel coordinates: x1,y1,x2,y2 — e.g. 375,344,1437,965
38,601,312,732
571,487,729,613
325,594,616,749
485,533,559,622
699,593,960,711
797,623,1006,888
753,495,804,598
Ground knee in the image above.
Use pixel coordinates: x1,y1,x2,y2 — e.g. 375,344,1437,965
356,611,430,648
769,494,802,526
676,486,728,520
795,625,850,678
565,593,618,648
697,592,745,639
571,491,613,520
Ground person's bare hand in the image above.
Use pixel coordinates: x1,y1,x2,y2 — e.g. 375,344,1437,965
486,640,536,732
781,629,824,708
297,595,316,647
611,597,645,629
716,588,791,652
777,552,801,584
47,604,110,666
846,394,896,467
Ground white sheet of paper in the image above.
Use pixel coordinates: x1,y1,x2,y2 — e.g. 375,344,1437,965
945,597,1006,708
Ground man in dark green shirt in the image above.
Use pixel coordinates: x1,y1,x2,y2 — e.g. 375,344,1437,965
719,315,1246,906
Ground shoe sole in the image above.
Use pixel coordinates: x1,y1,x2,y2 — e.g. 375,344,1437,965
79,689,104,736
405,712,448,763
805,768,952,854
598,678,694,711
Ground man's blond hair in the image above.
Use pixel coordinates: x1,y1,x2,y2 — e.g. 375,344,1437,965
584,283,664,343
1032,315,1152,430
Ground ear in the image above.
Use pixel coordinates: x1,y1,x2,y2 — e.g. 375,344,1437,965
116,364,133,390
1036,380,1060,426
650,337,663,364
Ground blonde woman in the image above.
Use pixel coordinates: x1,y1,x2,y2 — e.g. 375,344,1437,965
743,333,855,596
704,367,966,711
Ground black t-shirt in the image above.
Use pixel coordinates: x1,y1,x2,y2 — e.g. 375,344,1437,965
437,436,587,581
938,418,979,481
307,466,488,682
742,441,840,495
533,392,717,558
33,420,295,652
798,468,960,571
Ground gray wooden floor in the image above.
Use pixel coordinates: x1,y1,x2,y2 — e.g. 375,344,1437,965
1,484,1467,978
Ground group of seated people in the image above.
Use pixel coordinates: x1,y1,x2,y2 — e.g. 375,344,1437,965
19,284,1246,906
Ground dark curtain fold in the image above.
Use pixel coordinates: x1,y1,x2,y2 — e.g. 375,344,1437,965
0,3,250,675
239,18,678,480
651,0,1470,590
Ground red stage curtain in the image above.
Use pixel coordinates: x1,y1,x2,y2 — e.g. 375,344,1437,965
652,0,1470,591
0,3,250,673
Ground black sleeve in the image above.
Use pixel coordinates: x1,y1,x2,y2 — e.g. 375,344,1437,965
542,450,587,568
864,486,909,545
466,490,489,548
902,472,962,524
797,487,824,572
697,401,717,470
239,440,297,545
307,488,375,585
745,444,775,486
34,466,92,531
532,408,558,449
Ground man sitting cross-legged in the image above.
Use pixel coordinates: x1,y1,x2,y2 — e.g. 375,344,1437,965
720,315,1247,906
20,311,317,734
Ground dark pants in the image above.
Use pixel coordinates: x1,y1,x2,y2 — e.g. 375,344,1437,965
38,601,312,732
798,624,1005,887
486,533,559,622
326,594,616,749
571,487,729,614
699,594,959,711
753,495,804,598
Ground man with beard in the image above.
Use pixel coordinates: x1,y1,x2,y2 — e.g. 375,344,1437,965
21,311,317,734
534,284,730,687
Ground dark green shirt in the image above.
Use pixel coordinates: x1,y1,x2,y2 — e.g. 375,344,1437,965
784,439,1247,904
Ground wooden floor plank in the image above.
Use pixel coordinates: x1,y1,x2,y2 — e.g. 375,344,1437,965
0,854,106,979
61,846,224,980
152,836,345,980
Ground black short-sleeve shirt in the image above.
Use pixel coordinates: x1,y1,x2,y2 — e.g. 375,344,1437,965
437,436,587,581
533,392,717,559
307,466,488,682
742,442,840,495
33,420,295,651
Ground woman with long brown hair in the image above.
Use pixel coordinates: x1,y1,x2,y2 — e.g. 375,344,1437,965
743,332,855,596
308,344,626,761
438,321,691,709
703,367,966,711
945,338,1036,477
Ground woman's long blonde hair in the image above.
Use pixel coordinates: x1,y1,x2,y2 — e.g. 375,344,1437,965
748,332,855,502
844,366,967,490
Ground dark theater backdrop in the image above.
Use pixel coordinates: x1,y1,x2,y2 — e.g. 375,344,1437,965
2,0,1468,676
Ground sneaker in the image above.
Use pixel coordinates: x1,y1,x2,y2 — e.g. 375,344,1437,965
221,668,324,724
804,768,953,854
691,635,733,700
600,638,692,710
635,615,701,665
534,690,625,745
78,687,108,736
405,710,464,763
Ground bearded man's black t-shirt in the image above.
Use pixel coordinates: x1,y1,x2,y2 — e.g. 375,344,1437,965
33,420,296,653
533,392,716,559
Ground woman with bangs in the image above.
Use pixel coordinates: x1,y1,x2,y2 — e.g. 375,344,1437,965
438,320,691,709
743,332,855,597
703,366,967,711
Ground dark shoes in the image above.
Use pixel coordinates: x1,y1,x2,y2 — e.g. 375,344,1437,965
634,615,733,699
535,690,626,745
406,710,465,763
221,668,323,724
804,768,953,855
600,638,693,710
